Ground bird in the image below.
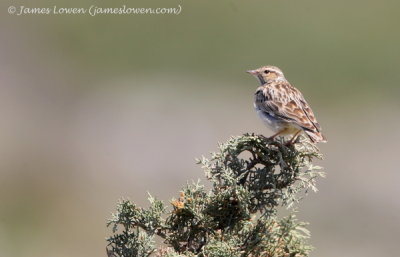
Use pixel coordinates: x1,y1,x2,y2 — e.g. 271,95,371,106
246,65,326,144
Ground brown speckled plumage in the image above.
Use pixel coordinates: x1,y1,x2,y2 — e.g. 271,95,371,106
247,66,326,143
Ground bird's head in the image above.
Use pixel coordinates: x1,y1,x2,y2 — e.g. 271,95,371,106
246,65,285,85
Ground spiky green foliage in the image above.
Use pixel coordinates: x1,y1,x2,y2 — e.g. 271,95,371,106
106,134,325,257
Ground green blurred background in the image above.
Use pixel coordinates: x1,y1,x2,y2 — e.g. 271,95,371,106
1,0,399,256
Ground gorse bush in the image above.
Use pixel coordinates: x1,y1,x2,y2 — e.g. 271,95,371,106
106,134,325,257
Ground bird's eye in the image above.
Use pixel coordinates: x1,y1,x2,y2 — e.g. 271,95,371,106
264,70,270,74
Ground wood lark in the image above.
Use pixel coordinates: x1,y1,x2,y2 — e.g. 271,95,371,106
247,65,327,144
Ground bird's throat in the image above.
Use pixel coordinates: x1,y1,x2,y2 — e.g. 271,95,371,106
257,74,266,85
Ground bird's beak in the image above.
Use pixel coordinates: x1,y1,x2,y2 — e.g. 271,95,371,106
246,70,257,75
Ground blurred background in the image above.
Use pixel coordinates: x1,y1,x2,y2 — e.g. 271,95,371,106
1,0,399,256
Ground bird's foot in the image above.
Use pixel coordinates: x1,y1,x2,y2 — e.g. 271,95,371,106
285,135,302,146
285,141,295,147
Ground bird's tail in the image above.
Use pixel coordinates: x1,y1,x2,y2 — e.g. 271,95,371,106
305,131,327,143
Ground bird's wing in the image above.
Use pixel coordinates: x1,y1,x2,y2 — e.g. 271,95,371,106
254,82,322,134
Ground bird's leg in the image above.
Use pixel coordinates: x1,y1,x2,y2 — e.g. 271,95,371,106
287,129,302,145
268,128,287,141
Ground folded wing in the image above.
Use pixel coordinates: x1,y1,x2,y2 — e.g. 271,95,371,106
254,82,326,143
